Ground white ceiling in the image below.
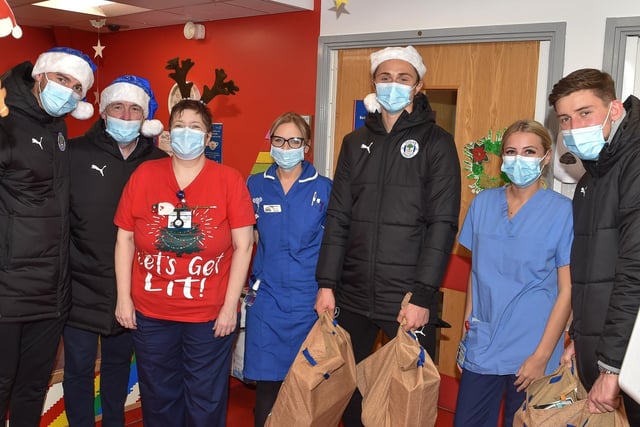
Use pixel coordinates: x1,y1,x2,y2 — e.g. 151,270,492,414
7,0,313,33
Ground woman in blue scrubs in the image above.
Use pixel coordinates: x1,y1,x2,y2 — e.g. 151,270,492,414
453,119,574,427
244,112,332,426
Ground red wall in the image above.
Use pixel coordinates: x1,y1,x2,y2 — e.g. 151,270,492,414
0,26,56,71
1,2,320,177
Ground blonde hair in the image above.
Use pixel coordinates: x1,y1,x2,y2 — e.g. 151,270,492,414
501,119,552,187
501,119,552,154
269,112,311,145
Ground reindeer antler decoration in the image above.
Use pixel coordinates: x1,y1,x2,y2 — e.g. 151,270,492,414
166,57,195,99
201,68,239,104
166,57,240,104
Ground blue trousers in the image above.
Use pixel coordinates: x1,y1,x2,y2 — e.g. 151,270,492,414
133,312,237,427
63,326,134,427
454,369,525,427
0,317,66,427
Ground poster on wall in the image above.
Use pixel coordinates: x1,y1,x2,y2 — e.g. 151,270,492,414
205,123,223,163
353,100,367,130
157,130,172,155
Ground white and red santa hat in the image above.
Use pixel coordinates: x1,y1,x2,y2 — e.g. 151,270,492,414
32,47,97,120
99,75,164,137
364,45,427,113
0,0,22,39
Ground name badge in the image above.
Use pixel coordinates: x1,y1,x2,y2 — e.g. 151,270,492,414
263,204,282,213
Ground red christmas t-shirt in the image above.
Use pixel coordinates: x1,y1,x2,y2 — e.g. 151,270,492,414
114,157,255,322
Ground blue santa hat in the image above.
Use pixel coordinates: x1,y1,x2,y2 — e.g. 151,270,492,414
31,47,97,120
99,75,163,137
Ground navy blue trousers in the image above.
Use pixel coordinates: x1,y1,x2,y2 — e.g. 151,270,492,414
63,326,133,427
0,317,65,427
133,312,237,427
454,369,525,427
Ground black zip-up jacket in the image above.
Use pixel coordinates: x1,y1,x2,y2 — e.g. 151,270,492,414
571,95,640,388
316,93,460,321
0,62,71,322
67,120,167,335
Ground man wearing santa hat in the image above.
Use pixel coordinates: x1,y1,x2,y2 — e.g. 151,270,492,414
315,45,461,426
64,75,167,427
0,46,96,426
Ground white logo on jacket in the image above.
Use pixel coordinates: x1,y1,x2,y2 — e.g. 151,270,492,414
31,137,43,150
91,164,107,176
580,186,587,197
400,140,419,159
361,142,373,154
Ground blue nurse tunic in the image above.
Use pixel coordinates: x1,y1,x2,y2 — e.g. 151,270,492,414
244,161,332,381
458,186,573,375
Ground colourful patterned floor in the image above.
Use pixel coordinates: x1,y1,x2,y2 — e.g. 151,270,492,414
112,378,456,427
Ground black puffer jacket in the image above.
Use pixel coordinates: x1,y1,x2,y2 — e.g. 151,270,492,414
68,120,167,335
571,95,640,388
316,93,460,321
0,62,71,322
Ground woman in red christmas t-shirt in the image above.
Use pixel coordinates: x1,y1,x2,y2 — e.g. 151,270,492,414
114,99,255,427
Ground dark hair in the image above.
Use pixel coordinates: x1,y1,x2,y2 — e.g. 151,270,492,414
548,68,616,107
169,99,213,130
501,119,552,153
269,112,311,145
372,65,421,83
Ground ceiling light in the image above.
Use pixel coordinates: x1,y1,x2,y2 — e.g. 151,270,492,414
33,0,114,16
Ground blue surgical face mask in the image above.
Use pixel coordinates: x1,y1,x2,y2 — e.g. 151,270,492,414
170,127,206,160
501,152,547,188
39,76,80,117
375,82,414,114
105,116,141,145
561,104,612,161
270,146,304,170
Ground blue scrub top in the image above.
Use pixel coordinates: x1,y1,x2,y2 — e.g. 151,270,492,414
459,186,573,375
243,161,332,381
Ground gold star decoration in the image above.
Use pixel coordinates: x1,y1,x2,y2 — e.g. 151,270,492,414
93,39,105,58
329,0,349,18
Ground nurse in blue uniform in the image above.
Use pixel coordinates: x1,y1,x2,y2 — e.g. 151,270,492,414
453,119,574,427
244,112,332,427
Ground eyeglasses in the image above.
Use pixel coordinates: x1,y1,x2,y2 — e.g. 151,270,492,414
270,135,305,149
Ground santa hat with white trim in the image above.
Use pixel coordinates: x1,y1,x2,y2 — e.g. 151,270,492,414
32,47,97,120
100,75,163,137
0,0,22,39
363,45,427,113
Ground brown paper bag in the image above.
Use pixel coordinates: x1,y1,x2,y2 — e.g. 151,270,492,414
513,364,630,427
356,325,441,427
265,310,356,427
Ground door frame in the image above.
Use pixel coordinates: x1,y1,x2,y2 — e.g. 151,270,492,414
313,23,566,176
603,16,640,98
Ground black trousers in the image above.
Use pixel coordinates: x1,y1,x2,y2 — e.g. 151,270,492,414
63,325,134,427
254,380,283,427
336,308,437,427
622,392,640,426
0,317,66,427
